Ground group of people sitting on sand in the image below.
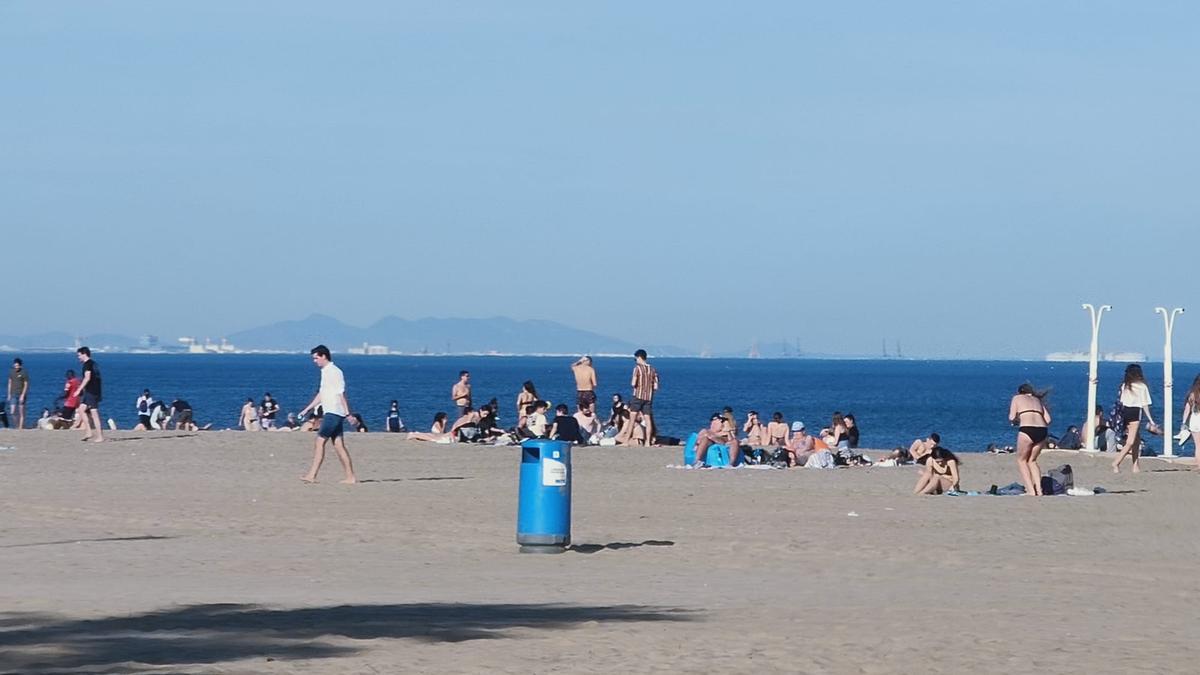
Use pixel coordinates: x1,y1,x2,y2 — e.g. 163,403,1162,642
690,409,870,468
406,397,621,446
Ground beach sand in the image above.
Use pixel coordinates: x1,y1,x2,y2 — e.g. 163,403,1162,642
2,429,1199,674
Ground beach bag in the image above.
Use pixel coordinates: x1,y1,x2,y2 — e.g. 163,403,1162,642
742,448,767,465
1040,464,1074,496
1057,427,1082,450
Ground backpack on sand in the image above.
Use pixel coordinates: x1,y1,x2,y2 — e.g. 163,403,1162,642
1040,464,1074,496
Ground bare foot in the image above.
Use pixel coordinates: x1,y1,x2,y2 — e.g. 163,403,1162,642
339,477,357,484
1111,463,1121,474
300,476,317,483
1131,464,1141,474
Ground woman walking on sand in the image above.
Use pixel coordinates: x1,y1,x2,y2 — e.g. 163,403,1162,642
1009,383,1051,495
1112,364,1158,474
1179,375,1200,472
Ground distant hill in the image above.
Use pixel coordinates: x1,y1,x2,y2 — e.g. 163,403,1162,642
0,332,138,351
227,314,691,356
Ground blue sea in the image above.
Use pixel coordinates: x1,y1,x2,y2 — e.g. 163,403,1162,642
6,353,1196,455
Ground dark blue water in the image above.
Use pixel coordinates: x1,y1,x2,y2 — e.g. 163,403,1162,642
6,353,1196,455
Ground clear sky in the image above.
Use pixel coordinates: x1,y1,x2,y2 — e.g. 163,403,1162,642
3,1,1197,358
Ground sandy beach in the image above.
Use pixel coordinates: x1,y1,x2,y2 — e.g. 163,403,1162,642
2,429,1199,674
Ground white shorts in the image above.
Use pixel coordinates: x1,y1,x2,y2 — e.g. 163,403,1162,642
1188,414,1200,433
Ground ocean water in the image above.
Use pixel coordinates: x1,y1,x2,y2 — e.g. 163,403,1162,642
5,353,1196,455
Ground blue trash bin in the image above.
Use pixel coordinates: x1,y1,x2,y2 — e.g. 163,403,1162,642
517,439,572,553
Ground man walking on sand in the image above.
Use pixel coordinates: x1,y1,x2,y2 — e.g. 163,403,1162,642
298,345,357,484
617,349,659,445
73,347,104,442
7,358,29,430
571,356,598,413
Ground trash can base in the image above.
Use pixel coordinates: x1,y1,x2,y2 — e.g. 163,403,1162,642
519,545,566,554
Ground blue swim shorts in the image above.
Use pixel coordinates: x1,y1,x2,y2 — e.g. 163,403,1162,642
318,413,345,439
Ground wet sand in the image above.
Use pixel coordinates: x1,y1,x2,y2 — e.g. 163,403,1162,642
2,429,1199,674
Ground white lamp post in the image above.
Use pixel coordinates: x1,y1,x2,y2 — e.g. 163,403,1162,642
1154,307,1184,457
1083,304,1112,451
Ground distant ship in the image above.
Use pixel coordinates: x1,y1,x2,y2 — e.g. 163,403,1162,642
1045,351,1146,362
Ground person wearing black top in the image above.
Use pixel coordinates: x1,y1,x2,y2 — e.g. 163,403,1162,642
477,405,505,439
607,394,630,435
171,399,194,430
845,413,860,449
386,400,404,433
74,346,104,442
260,393,279,430
550,404,586,444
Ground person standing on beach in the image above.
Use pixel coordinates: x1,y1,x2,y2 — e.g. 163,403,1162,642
260,393,279,430
298,345,357,484
7,358,29,429
617,349,658,445
571,356,597,413
133,389,155,430
1111,364,1158,474
72,347,104,442
516,381,539,428
1179,375,1200,472
1008,384,1050,495
452,371,472,419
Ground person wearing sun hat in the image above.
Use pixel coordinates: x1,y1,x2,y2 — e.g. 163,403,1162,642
785,420,815,467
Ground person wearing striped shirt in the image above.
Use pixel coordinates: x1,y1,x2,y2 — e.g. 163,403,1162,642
618,349,659,445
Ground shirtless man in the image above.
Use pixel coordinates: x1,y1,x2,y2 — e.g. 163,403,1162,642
617,349,659,445
692,413,741,467
571,356,598,413
452,371,472,419
907,433,940,464
450,406,481,442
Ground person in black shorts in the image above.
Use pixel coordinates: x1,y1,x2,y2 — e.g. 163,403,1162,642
74,347,104,442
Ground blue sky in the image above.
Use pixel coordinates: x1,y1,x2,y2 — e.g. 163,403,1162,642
2,1,1197,358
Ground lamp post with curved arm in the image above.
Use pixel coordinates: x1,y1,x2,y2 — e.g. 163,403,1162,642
1155,307,1184,457
1083,304,1112,451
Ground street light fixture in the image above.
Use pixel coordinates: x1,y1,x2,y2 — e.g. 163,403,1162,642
1083,304,1112,451
1154,307,1185,457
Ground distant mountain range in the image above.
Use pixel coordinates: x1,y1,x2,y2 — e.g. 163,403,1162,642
227,314,690,356
0,315,690,357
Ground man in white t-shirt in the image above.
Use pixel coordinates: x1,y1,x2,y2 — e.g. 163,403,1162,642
298,344,358,484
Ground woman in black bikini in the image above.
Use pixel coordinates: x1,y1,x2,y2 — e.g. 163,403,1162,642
1009,383,1051,496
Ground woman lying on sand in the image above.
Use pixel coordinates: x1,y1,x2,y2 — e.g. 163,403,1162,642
407,413,451,442
914,447,960,495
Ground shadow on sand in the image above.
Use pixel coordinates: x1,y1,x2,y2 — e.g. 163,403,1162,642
0,602,697,673
0,535,176,550
359,476,470,483
566,540,676,554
